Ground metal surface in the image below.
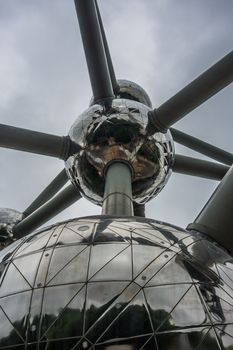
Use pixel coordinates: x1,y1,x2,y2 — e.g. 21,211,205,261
0,216,232,348
173,154,229,180
74,0,114,103
23,169,68,217
102,162,133,216
13,184,81,238
171,127,233,165
116,80,152,108
0,124,78,160
133,202,145,217
0,2,233,349
188,165,233,254
89,79,152,108
0,209,23,248
66,99,174,205
147,50,233,134
95,0,119,95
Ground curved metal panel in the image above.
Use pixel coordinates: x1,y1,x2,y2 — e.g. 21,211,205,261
0,216,232,348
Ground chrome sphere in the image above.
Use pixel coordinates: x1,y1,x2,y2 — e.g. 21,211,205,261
116,79,152,108
0,216,233,349
66,99,174,205
89,80,152,108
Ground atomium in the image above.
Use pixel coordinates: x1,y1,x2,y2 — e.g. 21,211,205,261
0,0,233,350
0,217,233,349
66,98,174,205
89,80,153,108
116,80,153,108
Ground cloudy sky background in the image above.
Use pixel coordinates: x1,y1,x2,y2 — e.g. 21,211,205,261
0,0,232,230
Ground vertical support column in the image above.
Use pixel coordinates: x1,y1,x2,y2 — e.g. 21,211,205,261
133,203,145,217
102,162,134,216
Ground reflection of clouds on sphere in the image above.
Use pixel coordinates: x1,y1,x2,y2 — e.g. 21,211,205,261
111,79,152,108
66,99,174,205
0,217,232,348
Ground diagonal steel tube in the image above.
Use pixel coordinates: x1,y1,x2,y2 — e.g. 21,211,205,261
171,128,233,166
74,0,114,102
23,169,68,217
95,0,119,94
147,51,233,134
187,165,233,254
173,154,229,180
13,184,81,237
0,124,80,159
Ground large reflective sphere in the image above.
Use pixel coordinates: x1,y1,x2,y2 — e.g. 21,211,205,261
66,99,174,205
0,216,233,349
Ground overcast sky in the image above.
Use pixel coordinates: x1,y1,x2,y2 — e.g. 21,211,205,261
0,0,232,230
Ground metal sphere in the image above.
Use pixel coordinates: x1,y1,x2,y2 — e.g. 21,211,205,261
89,80,152,108
0,216,232,349
66,99,174,205
116,79,152,108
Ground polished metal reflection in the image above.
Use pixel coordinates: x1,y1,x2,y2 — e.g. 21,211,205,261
90,80,153,108
0,208,23,248
116,79,153,108
0,216,233,349
66,98,174,205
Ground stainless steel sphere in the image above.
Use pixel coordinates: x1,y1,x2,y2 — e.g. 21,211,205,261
89,80,152,108
0,216,233,349
66,99,174,205
116,79,152,108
